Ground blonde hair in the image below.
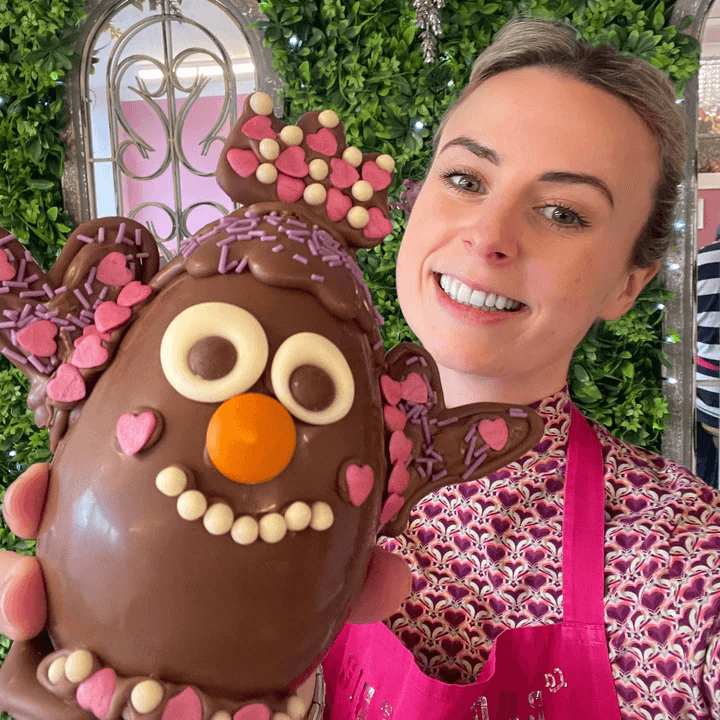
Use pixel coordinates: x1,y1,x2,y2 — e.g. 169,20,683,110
433,17,689,268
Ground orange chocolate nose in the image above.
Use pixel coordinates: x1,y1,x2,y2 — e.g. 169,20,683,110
206,393,296,484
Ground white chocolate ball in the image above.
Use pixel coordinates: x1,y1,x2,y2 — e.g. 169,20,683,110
259,138,280,160
284,502,312,532
287,695,308,719
304,183,327,206
210,713,232,720
155,466,187,497
203,503,234,536
351,180,374,202
318,109,340,128
249,91,274,116
342,146,362,167
280,125,304,146
272,714,292,720
376,154,395,172
259,513,288,543
347,206,370,229
64,650,93,683
48,657,66,684
232,516,259,545
177,490,207,521
131,679,164,713
309,158,329,181
256,163,278,185
310,501,334,531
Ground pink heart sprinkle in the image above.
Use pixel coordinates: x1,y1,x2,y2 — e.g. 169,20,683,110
117,280,152,308
234,704,271,720
241,115,277,141
361,160,392,191
74,324,111,347
116,411,157,456
161,687,202,720
345,464,374,507
275,146,309,178
96,252,132,287
380,375,402,406
16,319,58,358
478,418,509,452
389,430,413,464
325,188,353,222
401,372,428,404
72,334,109,369
363,207,393,240
329,158,359,189
0,251,15,281
94,301,131,334
383,404,407,432
380,493,404,526
226,148,259,178
76,668,116,719
388,461,409,494
47,364,86,403
276,173,306,203
306,127,338,156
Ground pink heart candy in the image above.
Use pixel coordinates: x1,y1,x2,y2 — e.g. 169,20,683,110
16,319,58,357
361,160,392,190
389,430,413,464
241,115,277,140
94,301,131,334
380,493,404,526
325,188,352,222
97,251,132,287
117,280,152,308
363,207,393,240
478,418,509,451
388,461,409,494
72,334,109,369
380,375,402,406
275,146,309,178
329,158,359,189
227,148,260,178
74,324,111,347
383,404,407,432
76,668,116,719
306,127,338,156
161,687,202,720
47,364,86,403
0,250,15,281
346,464,374,507
276,173,306,203
116,411,157,456
401,372,428,404
234,704,271,720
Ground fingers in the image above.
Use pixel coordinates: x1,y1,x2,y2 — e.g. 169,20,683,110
0,551,46,640
2,462,50,539
347,546,412,624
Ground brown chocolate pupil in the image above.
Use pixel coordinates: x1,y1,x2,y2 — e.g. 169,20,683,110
289,364,335,412
187,336,237,380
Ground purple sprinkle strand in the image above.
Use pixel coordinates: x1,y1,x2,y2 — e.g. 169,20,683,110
0,321,16,329
16,259,25,283
465,436,477,466
463,453,488,480
137,252,149,259
0,287,9,295
135,228,142,246
0,234,17,246
272,245,284,253
28,355,51,373
373,339,384,351
20,290,46,298
218,244,229,274
509,408,527,418
437,417,458,427
115,222,127,245
292,254,308,265
24,274,38,285
235,257,249,274
77,234,94,243
2,347,27,364
73,288,91,309
54,285,67,295
464,425,477,443
98,287,109,301
98,227,105,243
3,310,18,319
432,469,448,482
311,274,325,282
225,260,238,273
3,281,29,289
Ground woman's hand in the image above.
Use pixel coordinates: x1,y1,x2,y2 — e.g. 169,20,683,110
0,462,50,640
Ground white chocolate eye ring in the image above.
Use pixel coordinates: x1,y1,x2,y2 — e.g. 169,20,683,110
160,302,268,403
271,332,354,425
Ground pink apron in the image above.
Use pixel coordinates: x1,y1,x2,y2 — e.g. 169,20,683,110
322,406,622,720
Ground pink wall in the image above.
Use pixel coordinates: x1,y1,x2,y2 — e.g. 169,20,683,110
699,188,720,249
118,94,247,254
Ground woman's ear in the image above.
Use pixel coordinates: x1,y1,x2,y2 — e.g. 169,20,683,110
599,261,660,322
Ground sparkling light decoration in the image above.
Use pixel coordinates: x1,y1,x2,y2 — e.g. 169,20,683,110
413,0,445,63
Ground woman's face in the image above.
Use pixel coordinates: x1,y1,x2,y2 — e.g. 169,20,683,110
396,65,662,402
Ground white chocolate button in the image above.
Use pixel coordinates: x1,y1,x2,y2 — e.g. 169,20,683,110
259,513,287,543
376,154,395,172
249,92,274,116
48,657,66,684
342,147,362,167
259,138,280,160
304,183,327,206
351,180,373,202
232,516,259,545
318,109,339,128
156,466,187,497
273,714,291,720
309,158,328,181
203,503,234,535
256,163,278,184
131,679,164,714
211,713,232,720
64,650,93,683
285,502,312,532
280,125,303,145
287,695,307,719
310,501,334,531
177,490,207,521
347,206,370,229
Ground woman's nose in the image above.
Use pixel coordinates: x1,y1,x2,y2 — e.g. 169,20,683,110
463,199,519,263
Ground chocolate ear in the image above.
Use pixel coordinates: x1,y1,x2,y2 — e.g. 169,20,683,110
0,218,159,449
378,343,544,537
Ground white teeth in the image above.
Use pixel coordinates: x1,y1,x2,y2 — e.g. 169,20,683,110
439,274,521,311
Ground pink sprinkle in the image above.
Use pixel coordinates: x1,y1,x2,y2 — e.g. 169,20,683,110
475,443,489,457
2,310,16,318
311,274,324,282
509,408,527,417
23,251,32,262
437,417,458,426
373,339,384,350
28,355,51,373
98,227,105,243
54,285,67,295
462,453,488,480
225,260,238,272
464,436,477,466
259,234,277,242
115,222,127,244
417,465,426,479
292,254,308,265
272,245,284,253
265,213,282,226
77,234,94,243
20,305,32,320
422,416,431,444
98,287,108,301
0,321,16,329
135,228,142,246
16,259,25,283
137,252,149,259
249,230,267,237
235,257,249,273
1,347,27,364
0,234,16,246
218,244,229,274
286,218,307,227
20,290,46,298
307,240,318,256
73,288,90,309
3,281,29,288
432,469,448,481
464,425,477,442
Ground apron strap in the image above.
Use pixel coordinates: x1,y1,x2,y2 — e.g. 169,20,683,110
563,406,606,625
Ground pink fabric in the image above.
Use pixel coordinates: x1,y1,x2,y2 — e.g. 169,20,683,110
323,408,621,719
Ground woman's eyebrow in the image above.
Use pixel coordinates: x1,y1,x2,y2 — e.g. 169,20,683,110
439,136,615,209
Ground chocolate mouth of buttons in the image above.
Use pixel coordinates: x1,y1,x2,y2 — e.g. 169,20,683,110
155,465,334,544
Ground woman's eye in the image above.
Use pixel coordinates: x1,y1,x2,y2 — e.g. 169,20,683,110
271,332,355,425
442,171,484,194
538,204,589,229
160,302,268,402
